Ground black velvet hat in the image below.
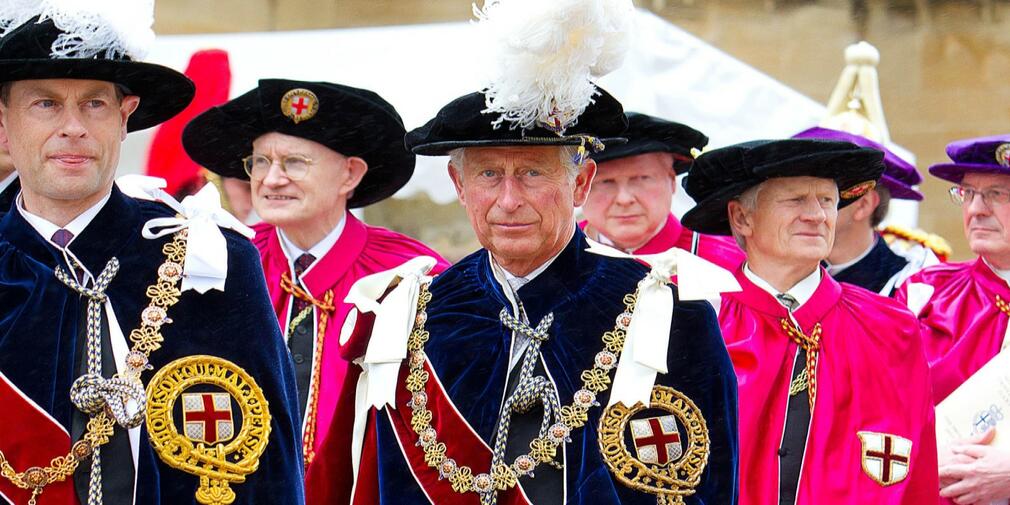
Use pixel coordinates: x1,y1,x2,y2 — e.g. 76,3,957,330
681,139,885,235
0,17,194,132
590,112,708,174
405,86,628,156
183,79,415,208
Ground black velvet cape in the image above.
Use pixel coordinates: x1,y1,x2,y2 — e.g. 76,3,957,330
366,229,739,504
0,187,304,504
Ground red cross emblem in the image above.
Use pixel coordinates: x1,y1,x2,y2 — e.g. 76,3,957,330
630,415,682,466
280,88,319,124
182,392,234,445
858,431,912,486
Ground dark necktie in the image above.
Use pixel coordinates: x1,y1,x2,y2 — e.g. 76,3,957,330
52,229,86,283
52,228,74,248
775,291,811,505
292,253,315,313
288,252,316,419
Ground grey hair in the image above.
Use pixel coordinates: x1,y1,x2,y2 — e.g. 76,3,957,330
729,182,765,249
448,145,583,181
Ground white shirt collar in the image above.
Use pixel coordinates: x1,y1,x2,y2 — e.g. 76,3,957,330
277,211,347,278
743,263,821,310
824,236,877,276
984,257,1010,284
0,172,17,194
17,190,111,249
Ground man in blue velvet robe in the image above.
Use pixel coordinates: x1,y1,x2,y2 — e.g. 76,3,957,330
340,82,738,503
0,9,303,505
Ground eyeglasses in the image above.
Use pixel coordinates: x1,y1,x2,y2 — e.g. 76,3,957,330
241,154,314,181
949,185,1010,207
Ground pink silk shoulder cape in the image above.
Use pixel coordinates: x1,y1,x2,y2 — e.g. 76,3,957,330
721,267,938,505
253,214,449,503
579,213,745,272
896,259,1010,405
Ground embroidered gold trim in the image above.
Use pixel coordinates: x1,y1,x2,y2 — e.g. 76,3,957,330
405,283,640,498
279,272,335,468
146,355,271,505
598,385,710,504
0,230,189,505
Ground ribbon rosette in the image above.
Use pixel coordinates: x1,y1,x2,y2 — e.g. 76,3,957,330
585,240,741,408
117,175,254,293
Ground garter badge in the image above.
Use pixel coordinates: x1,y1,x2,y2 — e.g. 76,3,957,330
280,88,319,124
857,431,912,487
146,356,271,505
598,385,709,505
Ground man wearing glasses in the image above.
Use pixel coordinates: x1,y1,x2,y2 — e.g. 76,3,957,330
183,79,449,504
897,134,1010,504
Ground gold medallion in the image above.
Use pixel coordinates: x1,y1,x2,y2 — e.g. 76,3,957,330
996,143,1010,168
598,385,709,505
146,356,271,505
280,88,319,124
840,180,877,200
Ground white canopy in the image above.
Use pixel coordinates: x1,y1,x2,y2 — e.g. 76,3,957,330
122,10,827,208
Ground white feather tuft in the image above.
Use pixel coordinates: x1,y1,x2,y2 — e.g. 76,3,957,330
2,0,155,60
475,0,634,132
0,0,39,37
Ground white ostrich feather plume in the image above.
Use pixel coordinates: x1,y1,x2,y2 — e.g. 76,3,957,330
0,0,155,60
474,0,634,132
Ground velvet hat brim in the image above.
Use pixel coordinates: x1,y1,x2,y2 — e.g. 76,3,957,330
591,112,707,174
681,139,885,235
183,79,415,208
405,87,628,156
0,18,194,132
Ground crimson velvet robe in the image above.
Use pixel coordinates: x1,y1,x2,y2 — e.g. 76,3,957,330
580,213,745,273
896,259,1010,405
253,213,449,503
721,267,938,505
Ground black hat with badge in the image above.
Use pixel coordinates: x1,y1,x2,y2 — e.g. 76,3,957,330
681,138,885,235
183,79,415,208
590,112,708,174
0,13,194,132
405,85,628,157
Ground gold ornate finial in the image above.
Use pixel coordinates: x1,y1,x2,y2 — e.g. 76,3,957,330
820,41,890,144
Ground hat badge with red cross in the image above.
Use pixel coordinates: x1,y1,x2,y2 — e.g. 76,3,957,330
280,88,319,124
857,431,912,486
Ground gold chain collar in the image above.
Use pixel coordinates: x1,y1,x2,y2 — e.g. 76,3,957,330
0,230,189,505
279,271,336,468
405,282,640,500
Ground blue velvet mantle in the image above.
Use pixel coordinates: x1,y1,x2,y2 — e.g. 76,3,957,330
370,229,739,504
0,187,304,504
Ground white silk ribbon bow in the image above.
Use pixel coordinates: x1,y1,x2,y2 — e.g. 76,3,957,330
585,239,741,407
116,175,254,294
344,256,438,410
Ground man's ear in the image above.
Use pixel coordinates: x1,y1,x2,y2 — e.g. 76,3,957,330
119,95,141,140
572,159,597,207
448,162,466,207
338,156,369,198
0,104,9,150
851,190,881,222
727,200,753,240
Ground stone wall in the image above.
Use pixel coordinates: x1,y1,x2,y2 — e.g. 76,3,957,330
155,0,1010,261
